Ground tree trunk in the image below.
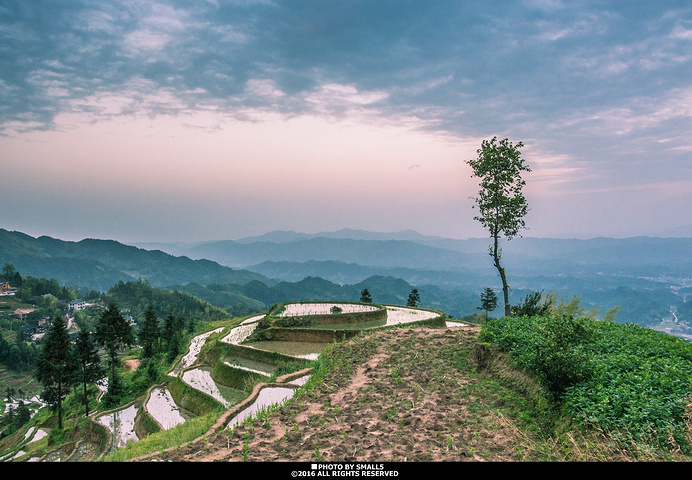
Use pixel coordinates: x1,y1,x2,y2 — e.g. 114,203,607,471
57,381,63,429
83,380,89,417
492,233,511,317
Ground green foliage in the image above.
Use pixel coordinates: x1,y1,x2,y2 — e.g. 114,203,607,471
565,322,692,450
480,315,692,453
360,288,372,303
406,288,420,307
511,291,551,317
480,315,592,398
74,329,105,417
466,137,531,317
139,303,159,359
34,316,77,428
478,287,498,320
94,302,134,379
106,279,229,324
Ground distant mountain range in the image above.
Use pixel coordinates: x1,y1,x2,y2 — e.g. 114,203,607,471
2,227,692,331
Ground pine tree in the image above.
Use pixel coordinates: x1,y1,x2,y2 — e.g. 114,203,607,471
478,288,498,321
35,316,77,429
139,303,159,359
94,302,133,394
360,288,372,303
407,288,420,307
74,330,105,417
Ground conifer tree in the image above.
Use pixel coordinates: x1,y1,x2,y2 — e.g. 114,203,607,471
35,316,76,429
407,288,420,307
478,287,498,321
74,329,105,417
360,288,372,303
94,302,133,391
139,303,159,359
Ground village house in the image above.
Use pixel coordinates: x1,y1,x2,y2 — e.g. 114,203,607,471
0,281,15,295
68,299,92,312
13,308,34,321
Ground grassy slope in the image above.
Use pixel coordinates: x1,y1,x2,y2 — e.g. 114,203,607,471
138,323,692,463
6,318,692,462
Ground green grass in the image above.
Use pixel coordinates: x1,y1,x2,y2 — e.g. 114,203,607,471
102,412,219,461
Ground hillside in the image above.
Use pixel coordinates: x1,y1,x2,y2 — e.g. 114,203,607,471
149,325,532,462
0,229,273,291
3,227,692,333
142,320,692,463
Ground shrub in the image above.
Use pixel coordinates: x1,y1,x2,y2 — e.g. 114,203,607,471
479,315,592,398
480,315,692,453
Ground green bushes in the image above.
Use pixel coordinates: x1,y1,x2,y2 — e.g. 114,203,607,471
566,322,692,450
479,315,592,398
480,315,692,453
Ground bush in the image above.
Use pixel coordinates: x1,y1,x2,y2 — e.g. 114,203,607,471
480,315,692,453
479,315,592,398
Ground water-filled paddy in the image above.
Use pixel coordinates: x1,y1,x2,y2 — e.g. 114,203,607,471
278,303,379,316
96,403,139,450
146,386,191,430
223,356,276,376
226,386,296,430
242,340,327,360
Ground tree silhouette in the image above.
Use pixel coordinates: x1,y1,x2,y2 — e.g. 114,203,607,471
74,329,105,417
467,137,531,316
94,302,133,390
360,288,372,303
139,303,159,359
407,288,420,307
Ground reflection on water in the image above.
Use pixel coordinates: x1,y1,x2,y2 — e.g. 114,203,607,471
169,327,224,377
227,387,296,429
182,367,231,407
147,386,188,430
96,404,139,450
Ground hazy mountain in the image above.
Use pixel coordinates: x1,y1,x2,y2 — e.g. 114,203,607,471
179,237,487,271
0,229,274,291
246,260,488,289
142,229,692,276
3,227,691,332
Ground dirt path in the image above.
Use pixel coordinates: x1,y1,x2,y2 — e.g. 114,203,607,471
148,325,535,462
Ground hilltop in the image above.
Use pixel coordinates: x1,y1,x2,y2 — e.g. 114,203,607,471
142,317,692,463
148,325,534,462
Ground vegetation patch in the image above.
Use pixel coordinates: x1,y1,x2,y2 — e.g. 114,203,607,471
479,315,692,455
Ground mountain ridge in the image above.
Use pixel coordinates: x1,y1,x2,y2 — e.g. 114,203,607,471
0,228,274,291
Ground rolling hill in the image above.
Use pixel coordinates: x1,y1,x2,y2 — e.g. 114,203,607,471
0,229,273,291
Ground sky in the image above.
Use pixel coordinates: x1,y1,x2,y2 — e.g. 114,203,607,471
1,0,691,244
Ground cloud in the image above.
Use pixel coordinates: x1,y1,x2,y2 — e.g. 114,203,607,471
1,1,690,239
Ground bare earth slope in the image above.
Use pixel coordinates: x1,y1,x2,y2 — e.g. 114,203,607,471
147,325,542,463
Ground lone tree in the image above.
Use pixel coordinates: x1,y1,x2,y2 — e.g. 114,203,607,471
35,316,77,429
467,137,531,317
407,288,420,307
477,287,498,322
360,288,372,303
